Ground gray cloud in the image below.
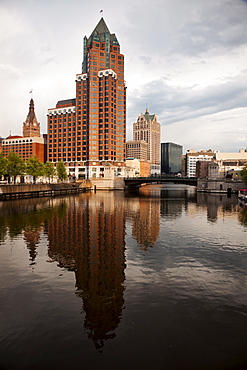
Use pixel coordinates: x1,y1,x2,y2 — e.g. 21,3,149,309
0,0,246,154
139,56,152,64
128,69,247,124
175,0,247,56
122,0,247,60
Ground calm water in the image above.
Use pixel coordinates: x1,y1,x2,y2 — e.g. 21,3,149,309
0,184,247,370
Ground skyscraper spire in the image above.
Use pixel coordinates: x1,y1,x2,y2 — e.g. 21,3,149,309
23,98,40,137
89,17,110,39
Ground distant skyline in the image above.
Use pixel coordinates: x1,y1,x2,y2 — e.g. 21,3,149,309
1,0,247,153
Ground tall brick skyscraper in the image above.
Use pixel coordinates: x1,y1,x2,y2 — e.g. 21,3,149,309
47,18,126,179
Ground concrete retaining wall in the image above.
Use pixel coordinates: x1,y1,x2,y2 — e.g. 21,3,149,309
0,184,51,194
198,179,247,193
90,178,125,190
0,183,88,200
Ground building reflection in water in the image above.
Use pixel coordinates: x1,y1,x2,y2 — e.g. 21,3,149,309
125,191,160,250
196,192,239,222
1,187,246,352
140,185,197,221
160,188,184,220
47,193,126,350
0,197,54,264
125,185,198,250
238,206,247,227
23,228,41,265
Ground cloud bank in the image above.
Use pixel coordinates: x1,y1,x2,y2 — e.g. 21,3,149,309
0,0,246,153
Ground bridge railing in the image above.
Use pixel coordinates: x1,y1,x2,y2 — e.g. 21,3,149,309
124,176,197,180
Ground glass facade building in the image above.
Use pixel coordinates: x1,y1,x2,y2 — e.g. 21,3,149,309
161,142,182,174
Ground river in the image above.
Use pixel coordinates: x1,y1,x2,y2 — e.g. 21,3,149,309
0,184,247,370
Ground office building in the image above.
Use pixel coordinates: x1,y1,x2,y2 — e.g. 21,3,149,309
161,142,182,174
184,149,216,178
126,140,148,161
47,18,126,179
2,99,47,163
133,109,161,174
186,148,247,179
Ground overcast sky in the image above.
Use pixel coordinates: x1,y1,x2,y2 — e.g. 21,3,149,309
1,0,247,153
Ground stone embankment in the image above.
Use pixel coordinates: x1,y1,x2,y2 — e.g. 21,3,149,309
0,182,91,201
197,179,247,193
90,178,125,190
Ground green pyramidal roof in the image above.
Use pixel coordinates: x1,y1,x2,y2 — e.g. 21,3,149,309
91,17,109,36
86,17,119,46
144,109,155,122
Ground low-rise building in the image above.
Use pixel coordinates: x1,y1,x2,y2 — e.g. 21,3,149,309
196,161,220,179
184,149,216,178
125,158,150,178
150,164,161,176
140,161,150,177
195,149,247,181
215,150,247,178
2,99,47,163
125,158,140,177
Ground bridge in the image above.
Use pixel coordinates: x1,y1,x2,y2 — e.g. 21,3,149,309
124,176,198,188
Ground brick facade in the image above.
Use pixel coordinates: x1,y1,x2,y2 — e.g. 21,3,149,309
47,18,126,179
2,99,46,163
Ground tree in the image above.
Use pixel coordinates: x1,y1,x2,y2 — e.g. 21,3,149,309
0,152,8,180
44,161,56,183
240,164,247,183
26,156,44,183
7,152,25,184
56,161,68,182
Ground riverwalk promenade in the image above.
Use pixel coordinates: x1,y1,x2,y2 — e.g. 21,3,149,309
0,182,91,201
1,177,246,201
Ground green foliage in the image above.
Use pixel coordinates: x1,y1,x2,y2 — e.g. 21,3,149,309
238,208,247,227
7,151,25,183
240,164,247,183
26,156,44,183
44,161,56,183
56,161,68,182
0,152,8,178
0,200,67,241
